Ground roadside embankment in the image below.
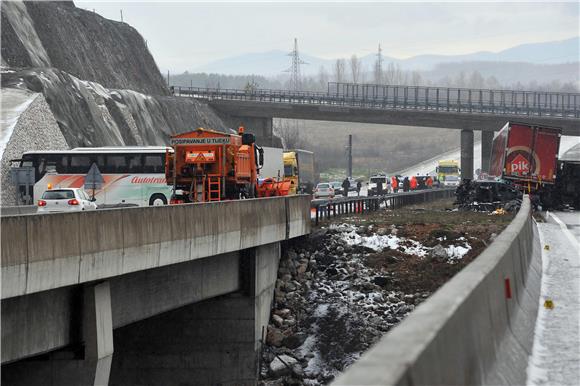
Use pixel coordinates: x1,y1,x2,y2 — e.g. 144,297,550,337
260,198,514,385
335,196,540,385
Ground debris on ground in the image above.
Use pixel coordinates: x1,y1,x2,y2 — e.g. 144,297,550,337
455,179,522,212
259,198,512,385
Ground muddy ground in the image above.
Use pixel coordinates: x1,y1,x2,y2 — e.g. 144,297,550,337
260,198,513,385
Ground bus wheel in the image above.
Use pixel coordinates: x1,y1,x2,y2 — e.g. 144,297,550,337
149,194,167,206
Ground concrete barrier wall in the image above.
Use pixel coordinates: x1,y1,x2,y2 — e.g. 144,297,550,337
335,196,541,385
1,195,311,299
0,206,38,216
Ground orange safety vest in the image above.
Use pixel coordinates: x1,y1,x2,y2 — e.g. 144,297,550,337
391,177,398,189
426,177,433,187
410,177,417,190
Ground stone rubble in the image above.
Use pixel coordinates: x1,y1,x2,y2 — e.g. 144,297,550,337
259,222,465,385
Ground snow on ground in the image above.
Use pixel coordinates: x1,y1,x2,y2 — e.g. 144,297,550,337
331,223,471,260
0,88,37,158
527,212,580,386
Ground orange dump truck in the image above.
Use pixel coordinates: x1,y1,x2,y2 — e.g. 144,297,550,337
166,127,262,203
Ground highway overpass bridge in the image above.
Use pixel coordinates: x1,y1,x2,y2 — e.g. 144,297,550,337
1,196,310,385
174,82,580,179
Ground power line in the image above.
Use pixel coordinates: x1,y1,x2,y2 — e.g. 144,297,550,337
375,43,383,84
285,38,308,91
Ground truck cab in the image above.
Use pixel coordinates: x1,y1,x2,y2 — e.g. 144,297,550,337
283,149,315,194
436,160,460,183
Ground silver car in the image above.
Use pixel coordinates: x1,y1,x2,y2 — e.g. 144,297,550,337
313,183,335,199
443,175,460,187
37,188,98,213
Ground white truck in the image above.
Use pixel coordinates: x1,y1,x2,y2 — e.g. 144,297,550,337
259,146,284,180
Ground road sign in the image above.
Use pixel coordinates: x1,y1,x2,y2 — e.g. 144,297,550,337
9,166,35,205
10,166,35,185
84,163,104,191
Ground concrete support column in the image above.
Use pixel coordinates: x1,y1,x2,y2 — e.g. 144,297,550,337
109,243,281,386
481,130,494,173
461,129,474,180
83,281,114,386
218,114,282,147
1,282,114,386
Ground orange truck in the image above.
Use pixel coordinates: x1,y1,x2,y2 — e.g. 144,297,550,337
165,127,290,203
166,127,262,203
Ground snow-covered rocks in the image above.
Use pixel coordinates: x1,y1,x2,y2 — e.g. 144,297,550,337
269,354,299,377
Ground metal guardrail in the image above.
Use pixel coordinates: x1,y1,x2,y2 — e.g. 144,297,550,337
311,188,455,225
171,83,580,119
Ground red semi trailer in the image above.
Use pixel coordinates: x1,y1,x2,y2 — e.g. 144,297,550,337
489,121,561,205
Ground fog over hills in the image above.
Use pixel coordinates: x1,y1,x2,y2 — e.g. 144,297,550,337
193,36,579,76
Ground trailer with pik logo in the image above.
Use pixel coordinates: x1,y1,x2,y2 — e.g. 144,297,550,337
489,122,561,186
488,121,562,207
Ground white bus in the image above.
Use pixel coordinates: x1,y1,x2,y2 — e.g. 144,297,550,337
18,147,173,207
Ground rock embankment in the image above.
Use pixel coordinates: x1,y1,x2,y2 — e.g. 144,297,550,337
2,68,227,148
0,89,68,205
261,227,435,385
261,203,509,385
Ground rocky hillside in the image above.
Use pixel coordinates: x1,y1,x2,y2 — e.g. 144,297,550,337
1,1,167,95
2,68,226,148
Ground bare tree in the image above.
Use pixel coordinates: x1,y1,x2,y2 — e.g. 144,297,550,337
359,64,367,84
373,61,382,84
454,71,466,88
317,65,329,91
334,58,346,83
273,119,301,149
468,71,485,88
485,75,500,89
349,54,361,83
410,71,423,86
384,62,403,84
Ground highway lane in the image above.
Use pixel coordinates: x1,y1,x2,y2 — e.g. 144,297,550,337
527,211,580,386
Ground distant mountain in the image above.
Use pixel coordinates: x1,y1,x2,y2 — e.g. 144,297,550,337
192,36,579,76
193,50,334,76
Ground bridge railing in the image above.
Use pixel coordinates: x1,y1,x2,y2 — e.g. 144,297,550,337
312,188,455,225
171,84,580,118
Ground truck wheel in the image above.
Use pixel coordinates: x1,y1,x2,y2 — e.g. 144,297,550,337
149,194,168,206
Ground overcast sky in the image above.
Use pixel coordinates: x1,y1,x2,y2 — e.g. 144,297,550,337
77,1,579,73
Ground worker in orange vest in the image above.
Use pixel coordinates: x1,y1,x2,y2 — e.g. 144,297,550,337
391,176,398,193
426,176,433,188
410,176,418,190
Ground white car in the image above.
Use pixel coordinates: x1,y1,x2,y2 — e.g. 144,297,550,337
443,175,460,187
368,175,388,196
37,188,98,213
313,183,335,199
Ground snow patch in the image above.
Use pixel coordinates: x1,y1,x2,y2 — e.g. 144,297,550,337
335,224,471,260
0,89,37,158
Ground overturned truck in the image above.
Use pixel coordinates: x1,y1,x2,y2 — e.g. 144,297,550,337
458,121,579,210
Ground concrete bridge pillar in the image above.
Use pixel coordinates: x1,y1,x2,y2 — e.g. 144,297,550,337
461,129,474,180
481,130,495,173
1,282,114,386
109,242,281,386
218,114,282,147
